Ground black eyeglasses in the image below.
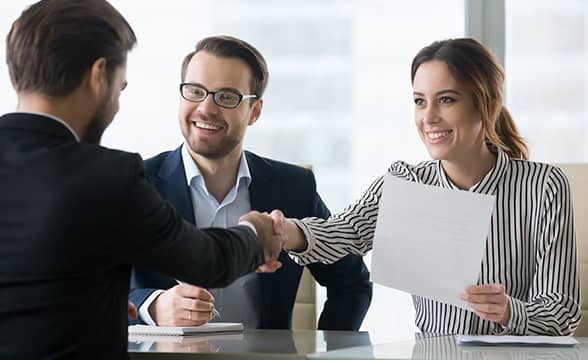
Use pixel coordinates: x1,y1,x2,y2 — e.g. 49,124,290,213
179,83,257,109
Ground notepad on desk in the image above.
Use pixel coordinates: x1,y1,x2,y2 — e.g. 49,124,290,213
129,332,244,344
128,322,244,336
457,335,578,347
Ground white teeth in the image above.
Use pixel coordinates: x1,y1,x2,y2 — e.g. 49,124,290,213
195,121,222,130
427,131,451,140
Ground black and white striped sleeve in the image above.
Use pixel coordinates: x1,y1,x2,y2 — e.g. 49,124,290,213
289,175,384,265
505,166,581,335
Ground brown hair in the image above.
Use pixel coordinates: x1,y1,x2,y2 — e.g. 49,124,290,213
411,38,528,159
180,35,269,99
6,0,136,97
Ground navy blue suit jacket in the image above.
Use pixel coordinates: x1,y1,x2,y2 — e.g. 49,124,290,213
130,148,372,330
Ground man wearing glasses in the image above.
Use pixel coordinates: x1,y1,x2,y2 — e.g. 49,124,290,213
129,35,372,330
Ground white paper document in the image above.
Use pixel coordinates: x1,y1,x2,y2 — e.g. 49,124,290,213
128,323,244,336
457,335,579,346
371,174,495,309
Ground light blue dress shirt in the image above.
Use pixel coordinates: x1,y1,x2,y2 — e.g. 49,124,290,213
182,145,252,228
181,145,263,327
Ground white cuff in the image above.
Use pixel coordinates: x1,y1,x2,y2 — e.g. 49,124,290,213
138,289,165,326
238,220,258,236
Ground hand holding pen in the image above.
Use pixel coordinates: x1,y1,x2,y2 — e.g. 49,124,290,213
149,282,220,326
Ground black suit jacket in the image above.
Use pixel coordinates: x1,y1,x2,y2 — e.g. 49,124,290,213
0,114,264,359
130,147,372,330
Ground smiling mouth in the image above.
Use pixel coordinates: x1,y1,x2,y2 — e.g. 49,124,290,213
427,130,452,140
194,121,223,131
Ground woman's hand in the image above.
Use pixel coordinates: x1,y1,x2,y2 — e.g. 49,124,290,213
460,283,510,326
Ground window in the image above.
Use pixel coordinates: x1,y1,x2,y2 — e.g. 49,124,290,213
505,0,588,162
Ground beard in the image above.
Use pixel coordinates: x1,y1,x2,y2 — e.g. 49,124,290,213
190,135,241,159
81,94,111,144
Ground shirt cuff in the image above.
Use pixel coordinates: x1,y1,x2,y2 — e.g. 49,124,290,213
506,296,528,334
493,296,527,335
138,289,165,326
286,218,316,266
238,220,257,236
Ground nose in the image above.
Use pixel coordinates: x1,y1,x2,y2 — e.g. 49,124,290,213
422,102,440,124
197,93,220,115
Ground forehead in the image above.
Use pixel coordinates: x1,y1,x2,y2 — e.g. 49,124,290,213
184,51,252,92
413,60,462,93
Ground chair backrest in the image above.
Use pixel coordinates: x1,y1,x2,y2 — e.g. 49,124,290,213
555,163,587,336
292,267,317,329
291,163,317,330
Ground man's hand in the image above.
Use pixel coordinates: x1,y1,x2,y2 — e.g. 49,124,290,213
240,210,284,271
128,301,138,319
460,283,510,326
265,209,307,252
149,283,215,326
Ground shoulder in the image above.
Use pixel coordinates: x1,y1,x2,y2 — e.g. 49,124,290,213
507,158,571,194
81,143,142,171
508,158,569,182
76,144,144,193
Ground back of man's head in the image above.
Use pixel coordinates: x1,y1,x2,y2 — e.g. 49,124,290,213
6,0,137,97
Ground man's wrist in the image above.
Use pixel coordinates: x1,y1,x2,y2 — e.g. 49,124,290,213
138,289,164,326
238,220,258,236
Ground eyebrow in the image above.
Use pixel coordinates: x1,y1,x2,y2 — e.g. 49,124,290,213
413,89,462,96
216,87,243,94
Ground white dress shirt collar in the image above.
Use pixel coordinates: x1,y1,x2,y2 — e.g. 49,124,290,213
180,144,252,202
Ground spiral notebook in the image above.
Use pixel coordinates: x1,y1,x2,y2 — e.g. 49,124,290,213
128,323,244,336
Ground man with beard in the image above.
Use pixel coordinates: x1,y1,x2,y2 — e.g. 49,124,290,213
0,1,283,359
129,36,372,330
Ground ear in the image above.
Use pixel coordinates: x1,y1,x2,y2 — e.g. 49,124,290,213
247,99,263,126
88,57,109,98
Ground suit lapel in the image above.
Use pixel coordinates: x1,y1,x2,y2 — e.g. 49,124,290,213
246,151,275,213
152,147,196,225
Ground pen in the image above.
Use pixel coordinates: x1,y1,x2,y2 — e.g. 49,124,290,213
212,308,221,319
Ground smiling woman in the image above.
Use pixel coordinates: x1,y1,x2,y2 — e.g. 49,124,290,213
280,38,581,336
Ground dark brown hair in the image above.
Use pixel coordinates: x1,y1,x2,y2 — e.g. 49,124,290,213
411,38,528,159
6,0,136,97
180,35,269,99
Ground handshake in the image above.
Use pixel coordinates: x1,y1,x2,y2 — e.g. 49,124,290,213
239,210,306,273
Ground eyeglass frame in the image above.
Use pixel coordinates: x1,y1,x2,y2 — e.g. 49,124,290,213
179,82,258,109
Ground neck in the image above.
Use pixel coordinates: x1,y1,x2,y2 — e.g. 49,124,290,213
17,92,91,141
187,147,243,203
440,144,496,190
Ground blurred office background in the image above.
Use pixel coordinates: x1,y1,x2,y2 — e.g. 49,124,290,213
1,0,586,343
